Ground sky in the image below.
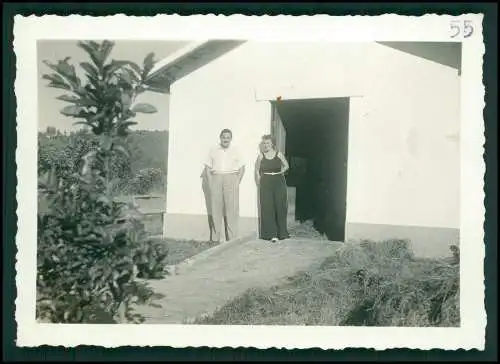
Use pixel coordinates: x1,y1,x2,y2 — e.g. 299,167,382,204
37,40,188,132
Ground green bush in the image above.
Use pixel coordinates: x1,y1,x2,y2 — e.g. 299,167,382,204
129,167,164,195
38,130,168,195
37,173,156,323
38,129,132,191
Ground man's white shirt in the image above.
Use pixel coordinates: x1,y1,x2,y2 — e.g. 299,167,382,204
205,144,245,174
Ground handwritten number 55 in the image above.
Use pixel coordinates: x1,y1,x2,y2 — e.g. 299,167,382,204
450,20,474,39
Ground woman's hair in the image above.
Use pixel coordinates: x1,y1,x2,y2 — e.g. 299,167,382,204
261,134,276,147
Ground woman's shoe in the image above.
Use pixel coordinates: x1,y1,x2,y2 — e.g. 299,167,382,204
271,237,278,243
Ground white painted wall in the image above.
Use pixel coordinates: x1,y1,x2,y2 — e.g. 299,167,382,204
346,45,460,229
165,42,460,233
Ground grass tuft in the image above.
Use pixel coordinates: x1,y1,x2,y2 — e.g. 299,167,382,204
195,239,460,327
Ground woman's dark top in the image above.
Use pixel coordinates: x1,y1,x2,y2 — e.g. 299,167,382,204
260,152,282,174
258,150,289,240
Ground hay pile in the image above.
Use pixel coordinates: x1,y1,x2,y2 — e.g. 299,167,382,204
287,220,329,240
196,239,460,327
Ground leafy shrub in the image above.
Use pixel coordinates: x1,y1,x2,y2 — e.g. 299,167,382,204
129,167,164,195
38,130,168,195
37,173,155,323
38,130,132,191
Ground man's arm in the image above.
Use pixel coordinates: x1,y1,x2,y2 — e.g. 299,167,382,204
238,165,246,183
202,165,212,182
204,148,214,175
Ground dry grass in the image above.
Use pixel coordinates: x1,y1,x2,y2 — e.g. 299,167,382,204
195,239,460,327
287,220,329,240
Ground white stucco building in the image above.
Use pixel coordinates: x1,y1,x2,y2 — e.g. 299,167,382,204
148,40,461,258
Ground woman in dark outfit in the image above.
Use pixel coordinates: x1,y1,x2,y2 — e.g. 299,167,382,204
255,135,290,242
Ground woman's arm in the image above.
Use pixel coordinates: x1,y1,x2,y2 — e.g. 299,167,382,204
277,152,290,174
254,154,263,185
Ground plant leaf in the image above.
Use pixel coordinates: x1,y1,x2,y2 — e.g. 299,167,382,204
144,83,170,94
105,60,141,79
88,40,100,49
102,135,112,151
122,61,142,77
122,109,137,120
99,41,115,66
116,121,138,137
44,58,81,90
56,95,80,103
42,74,72,90
77,41,102,69
142,52,156,79
127,69,141,84
103,86,120,101
131,103,157,114
73,121,96,129
119,70,135,86
120,93,132,109
42,60,60,74
60,105,85,118
89,110,107,123
48,83,73,91
80,62,100,79
118,121,138,129
68,86,99,107
103,60,126,78
56,58,79,86
112,144,131,158
42,73,66,84
78,98,99,108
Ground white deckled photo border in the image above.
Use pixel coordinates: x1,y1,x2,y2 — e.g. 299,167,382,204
13,14,486,349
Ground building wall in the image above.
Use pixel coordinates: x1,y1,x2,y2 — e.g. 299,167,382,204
345,50,460,230
164,42,460,252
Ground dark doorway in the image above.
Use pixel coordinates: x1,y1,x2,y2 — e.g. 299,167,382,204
271,98,350,242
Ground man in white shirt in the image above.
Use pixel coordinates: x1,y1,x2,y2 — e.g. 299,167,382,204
204,128,245,242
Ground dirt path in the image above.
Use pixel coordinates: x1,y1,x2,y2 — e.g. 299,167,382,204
133,238,341,324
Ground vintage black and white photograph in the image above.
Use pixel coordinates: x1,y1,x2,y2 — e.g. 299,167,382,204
14,14,485,349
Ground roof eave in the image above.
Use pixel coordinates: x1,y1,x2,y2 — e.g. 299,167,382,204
145,40,246,93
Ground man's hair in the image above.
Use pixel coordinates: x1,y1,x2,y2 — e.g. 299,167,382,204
220,128,233,137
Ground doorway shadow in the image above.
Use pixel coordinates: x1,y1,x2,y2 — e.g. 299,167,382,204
274,97,350,242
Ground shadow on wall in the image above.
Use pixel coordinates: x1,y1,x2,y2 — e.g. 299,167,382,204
201,168,216,241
